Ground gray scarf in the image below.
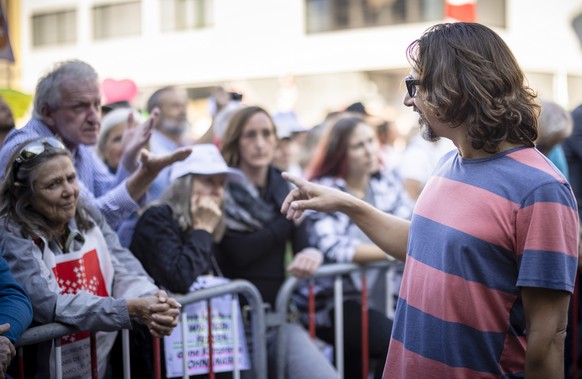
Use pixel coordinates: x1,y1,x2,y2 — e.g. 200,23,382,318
224,177,275,232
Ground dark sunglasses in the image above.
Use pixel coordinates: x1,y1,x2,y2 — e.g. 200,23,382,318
405,76,420,98
12,137,66,181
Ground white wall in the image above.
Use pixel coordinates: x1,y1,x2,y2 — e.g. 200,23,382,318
18,0,582,123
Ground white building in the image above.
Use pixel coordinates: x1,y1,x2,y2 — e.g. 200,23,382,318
15,0,582,135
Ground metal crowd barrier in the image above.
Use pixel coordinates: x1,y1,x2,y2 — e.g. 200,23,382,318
173,279,268,379
14,279,267,379
273,261,393,379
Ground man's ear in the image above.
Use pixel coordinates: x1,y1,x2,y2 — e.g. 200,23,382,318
39,103,57,128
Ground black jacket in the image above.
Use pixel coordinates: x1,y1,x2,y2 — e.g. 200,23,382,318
130,204,214,294
215,166,310,306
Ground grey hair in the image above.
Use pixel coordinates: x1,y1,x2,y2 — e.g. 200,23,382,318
156,174,226,241
0,138,94,240
33,60,99,118
536,100,573,156
158,174,193,232
97,107,143,160
538,100,573,144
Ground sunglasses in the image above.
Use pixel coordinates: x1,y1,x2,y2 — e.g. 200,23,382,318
405,76,420,98
12,137,66,182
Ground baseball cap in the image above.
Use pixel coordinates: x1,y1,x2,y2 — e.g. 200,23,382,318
345,101,370,116
272,111,307,139
169,144,243,182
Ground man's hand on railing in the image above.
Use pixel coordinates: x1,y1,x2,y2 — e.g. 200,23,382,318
127,290,182,338
0,323,15,378
287,247,324,279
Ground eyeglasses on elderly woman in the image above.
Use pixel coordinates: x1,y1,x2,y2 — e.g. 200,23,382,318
12,137,66,181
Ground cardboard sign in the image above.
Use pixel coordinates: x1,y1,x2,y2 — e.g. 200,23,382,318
164,276,251,377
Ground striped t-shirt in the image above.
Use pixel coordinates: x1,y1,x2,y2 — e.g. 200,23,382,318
384,146,579,378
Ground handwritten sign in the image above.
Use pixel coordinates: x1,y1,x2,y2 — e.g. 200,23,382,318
164,276,251,377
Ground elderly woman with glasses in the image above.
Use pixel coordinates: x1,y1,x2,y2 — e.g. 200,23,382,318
0,137,181,378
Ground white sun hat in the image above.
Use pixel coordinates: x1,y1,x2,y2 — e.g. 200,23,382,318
169,144,243,182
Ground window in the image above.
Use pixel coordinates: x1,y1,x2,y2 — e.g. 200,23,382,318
93,2,141,40
306,0,444,33
32,9,77,47
305,0,506,33
160,0,214,32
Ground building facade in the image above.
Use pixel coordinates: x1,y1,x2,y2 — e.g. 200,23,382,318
7,0,582,135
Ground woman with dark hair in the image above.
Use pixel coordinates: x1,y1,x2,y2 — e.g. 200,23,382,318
0,137,180,378
294,112,413,379
218,106,338,379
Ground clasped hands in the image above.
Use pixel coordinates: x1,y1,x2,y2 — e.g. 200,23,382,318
127,290,182,338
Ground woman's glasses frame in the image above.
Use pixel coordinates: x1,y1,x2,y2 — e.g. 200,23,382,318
12,137,66,182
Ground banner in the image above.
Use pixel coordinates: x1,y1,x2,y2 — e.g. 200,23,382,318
164,276,251,377
445,0,477,22
0,3,14,63
41,227,116,378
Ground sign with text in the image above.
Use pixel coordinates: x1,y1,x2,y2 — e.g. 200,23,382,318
164,276,251,377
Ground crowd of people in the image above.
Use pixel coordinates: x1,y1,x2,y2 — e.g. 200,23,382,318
0,21,578,379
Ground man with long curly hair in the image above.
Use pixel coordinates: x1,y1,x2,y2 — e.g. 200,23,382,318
280,22,579,378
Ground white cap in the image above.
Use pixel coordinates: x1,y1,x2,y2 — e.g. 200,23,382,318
272,111,307,139
169,144,243,182
100,107,143,139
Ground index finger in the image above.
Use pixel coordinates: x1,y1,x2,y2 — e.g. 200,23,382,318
282,171,308,188
166,297,182,309
143,109,159,135
125,111,135,129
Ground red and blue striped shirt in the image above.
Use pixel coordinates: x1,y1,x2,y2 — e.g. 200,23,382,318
384,146,579,378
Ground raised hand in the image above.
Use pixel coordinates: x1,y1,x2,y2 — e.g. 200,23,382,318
119,108,159,172
281,172,353,220
125,146,192,203
137,146,192,178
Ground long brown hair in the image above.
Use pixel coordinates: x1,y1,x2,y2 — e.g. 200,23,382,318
220,105,277,167
306,112,368,180
406,22,539,153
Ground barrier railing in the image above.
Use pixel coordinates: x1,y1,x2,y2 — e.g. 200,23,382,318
14,279,267,379
173,279,268,379
274,261,393,379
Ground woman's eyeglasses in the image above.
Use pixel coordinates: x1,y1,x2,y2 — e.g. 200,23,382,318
405,76,420,98
12,137,66,181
